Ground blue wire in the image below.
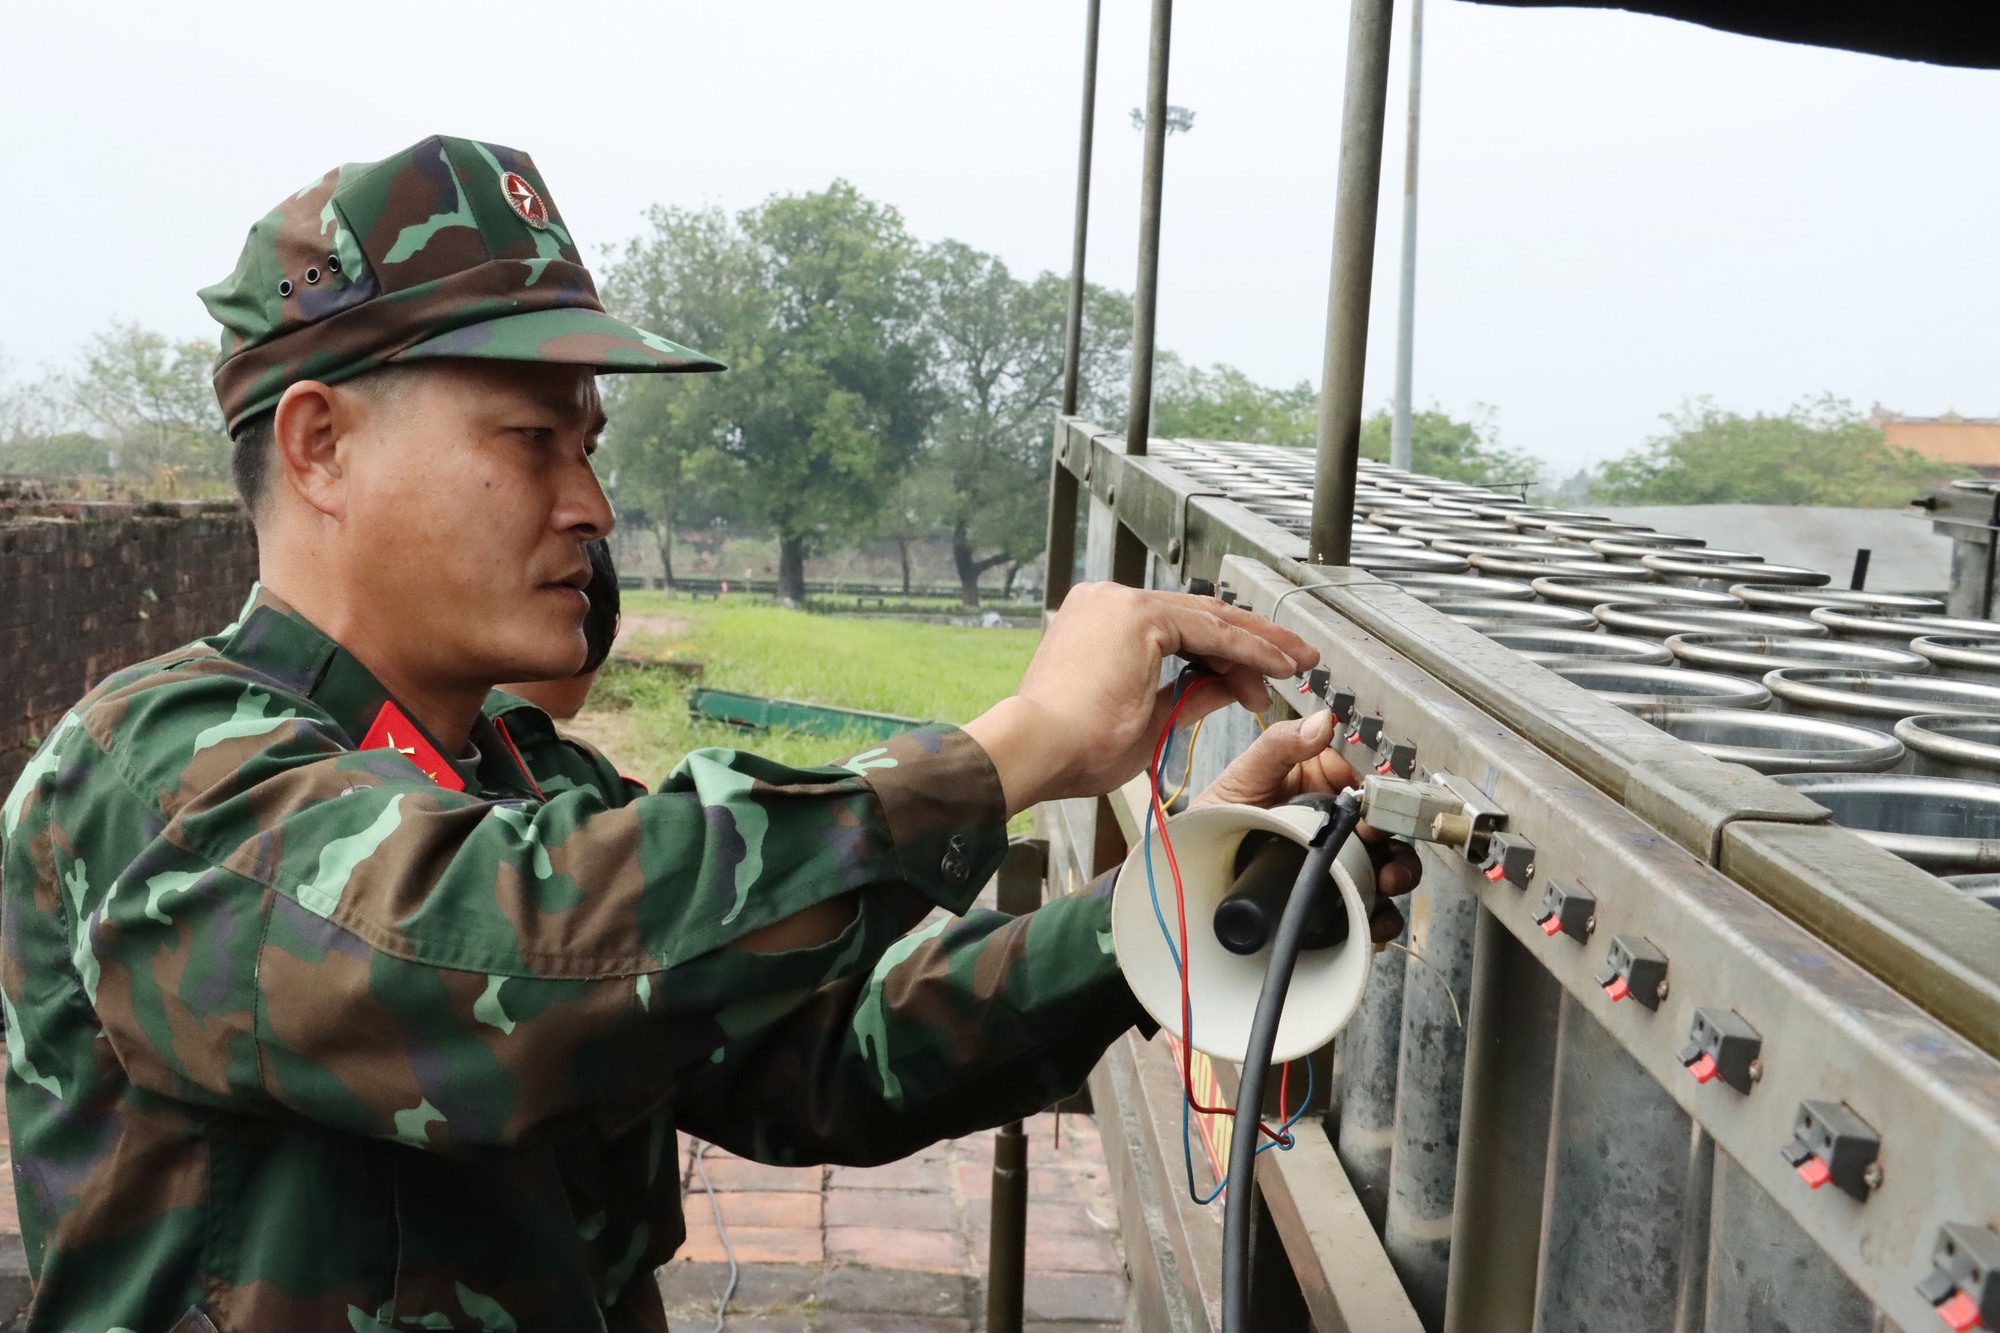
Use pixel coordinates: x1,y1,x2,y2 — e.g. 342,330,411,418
1139,668,1314,1205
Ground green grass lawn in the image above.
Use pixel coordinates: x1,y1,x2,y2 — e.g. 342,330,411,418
569,592,1041,782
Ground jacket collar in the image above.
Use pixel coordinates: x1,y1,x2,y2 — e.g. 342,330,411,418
215,583,541,800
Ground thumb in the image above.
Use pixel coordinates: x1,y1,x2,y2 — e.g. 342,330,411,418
1234,711,1335,784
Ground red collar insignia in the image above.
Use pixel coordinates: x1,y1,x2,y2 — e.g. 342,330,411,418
360,702,466,792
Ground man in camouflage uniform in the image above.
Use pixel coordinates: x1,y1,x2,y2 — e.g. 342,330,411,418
0,136,1413,1332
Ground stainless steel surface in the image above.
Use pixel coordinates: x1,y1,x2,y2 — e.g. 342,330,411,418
1428,532,1578,556
1764,666,2000,727
1910,634,2000,685
1811,607,2000,644
1430,599,1597,630
1532,578,1739,610
1532,995,1701,1333
1703,1152,1875,1333
1353,548,1470,574
1468,551,1643,581
1550,663,1774,714
1483,628,1672,665
1730,584,1945,616
1663,632,1929,679
1123,0,1173,460
1642,555,1828,592
1440,910,1559,1333
1771,771,2000,872
1643,710,1904,775
1589,536,1715,560
1892,713,2000,781
1308,0,1396,564
1943,872,2000,908
1376,571,1533,602
1593,602,1828,640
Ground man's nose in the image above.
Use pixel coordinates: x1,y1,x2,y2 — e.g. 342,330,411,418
559,455,617,539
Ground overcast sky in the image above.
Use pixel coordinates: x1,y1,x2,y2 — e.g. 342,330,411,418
4,0,1996,474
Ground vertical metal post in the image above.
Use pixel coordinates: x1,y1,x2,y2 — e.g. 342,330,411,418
1849,548,1872,591
1703,1151,1877,1333
985,842,1047,1333
1388,0,1424,473
1045,0,1103,613
1532,994,1700,1333
1124,0,1173,459
1441,906,1560,1333
1310,0,1397,565
1062,0,1102,420
1383,860,1477,1333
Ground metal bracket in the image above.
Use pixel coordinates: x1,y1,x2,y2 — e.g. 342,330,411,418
1169,489,1230,570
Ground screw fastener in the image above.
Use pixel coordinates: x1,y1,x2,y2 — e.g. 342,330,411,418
1747,1058,1764,1084
1863,1162,1884,1190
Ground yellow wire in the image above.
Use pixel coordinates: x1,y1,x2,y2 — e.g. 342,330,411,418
1162,715,1207,808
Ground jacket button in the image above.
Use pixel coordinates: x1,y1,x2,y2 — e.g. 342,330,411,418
941,836,970,886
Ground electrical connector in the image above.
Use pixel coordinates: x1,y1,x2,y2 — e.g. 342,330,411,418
1781,1100,1880,1202
1678,1008,1761,1094
1918,1224,2000,1333
1594,935,1668,1009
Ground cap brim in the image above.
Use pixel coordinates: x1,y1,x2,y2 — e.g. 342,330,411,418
391,307,725,374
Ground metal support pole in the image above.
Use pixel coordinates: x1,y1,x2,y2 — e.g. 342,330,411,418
1061,0,1102,420
1441,905,1560,1333
1388,0,1423,473
1124,0,1173,459
985,841,1048,1333
1383,858,1477,1333
1045,0,1102,614
1310,0,1397,564
1532,993,1701,1333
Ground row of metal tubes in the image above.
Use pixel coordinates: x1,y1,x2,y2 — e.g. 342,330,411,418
1167,634,1881,1332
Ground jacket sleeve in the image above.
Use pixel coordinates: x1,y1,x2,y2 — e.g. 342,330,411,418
670,884,1148,1166
7,668,1004,1152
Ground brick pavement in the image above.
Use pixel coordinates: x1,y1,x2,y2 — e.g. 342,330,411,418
660,1111,1129,1332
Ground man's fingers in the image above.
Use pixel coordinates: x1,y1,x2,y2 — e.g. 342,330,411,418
1158,603,1316,681
1369,840,1424,897
1149,590,1320,669
1369,900,1406,945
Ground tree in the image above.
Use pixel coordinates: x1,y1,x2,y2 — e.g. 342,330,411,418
1150,356,1317,447
1589,396,1965,507
600,183,933,604
598,206,759,588
69,323,228,482
1359,405,1540,488
918,241,1132,607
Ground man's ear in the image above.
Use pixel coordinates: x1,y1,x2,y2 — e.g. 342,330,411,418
271,381,351,521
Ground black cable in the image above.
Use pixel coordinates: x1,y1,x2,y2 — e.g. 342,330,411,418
1220,790,1363,1333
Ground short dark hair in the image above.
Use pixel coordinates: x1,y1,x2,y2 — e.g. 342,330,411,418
228,367,425,517
580,539,621,675
230,409,275,513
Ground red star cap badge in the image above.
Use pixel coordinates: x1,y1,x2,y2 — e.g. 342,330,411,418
360,702,466,792
501,171,549,230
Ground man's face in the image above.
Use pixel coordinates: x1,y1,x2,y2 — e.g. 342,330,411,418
335,360,613,691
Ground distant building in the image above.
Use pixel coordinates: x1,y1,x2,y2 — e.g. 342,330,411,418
1870,405,2000,476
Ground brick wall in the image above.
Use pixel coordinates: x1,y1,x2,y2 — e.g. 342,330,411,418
1,501,258,791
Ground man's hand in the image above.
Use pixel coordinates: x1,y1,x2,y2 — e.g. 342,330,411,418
963,583,1318,817
1192,710,1423,943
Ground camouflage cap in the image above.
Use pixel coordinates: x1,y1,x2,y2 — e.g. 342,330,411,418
199,134,722,431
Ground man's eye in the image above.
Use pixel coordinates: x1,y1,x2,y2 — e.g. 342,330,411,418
512,427,557,442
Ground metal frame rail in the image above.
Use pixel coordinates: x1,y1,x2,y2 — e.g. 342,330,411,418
1034,425,2000,1333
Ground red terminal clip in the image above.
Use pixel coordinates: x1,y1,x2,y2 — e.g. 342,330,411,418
1375,758,1394,775
1298,681,1311,693
1604,975,1632,1003
1347,734,1365,746
1484,862,1507,882
1537,915,1563,937
1936,1292,1983,1333
1687,1053,1719,1085
1796,1156,1833,1190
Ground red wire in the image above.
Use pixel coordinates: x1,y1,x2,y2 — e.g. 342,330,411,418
1151,676,1284,1144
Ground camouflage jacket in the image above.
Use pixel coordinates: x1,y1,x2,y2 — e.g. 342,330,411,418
0,589,1140,1333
